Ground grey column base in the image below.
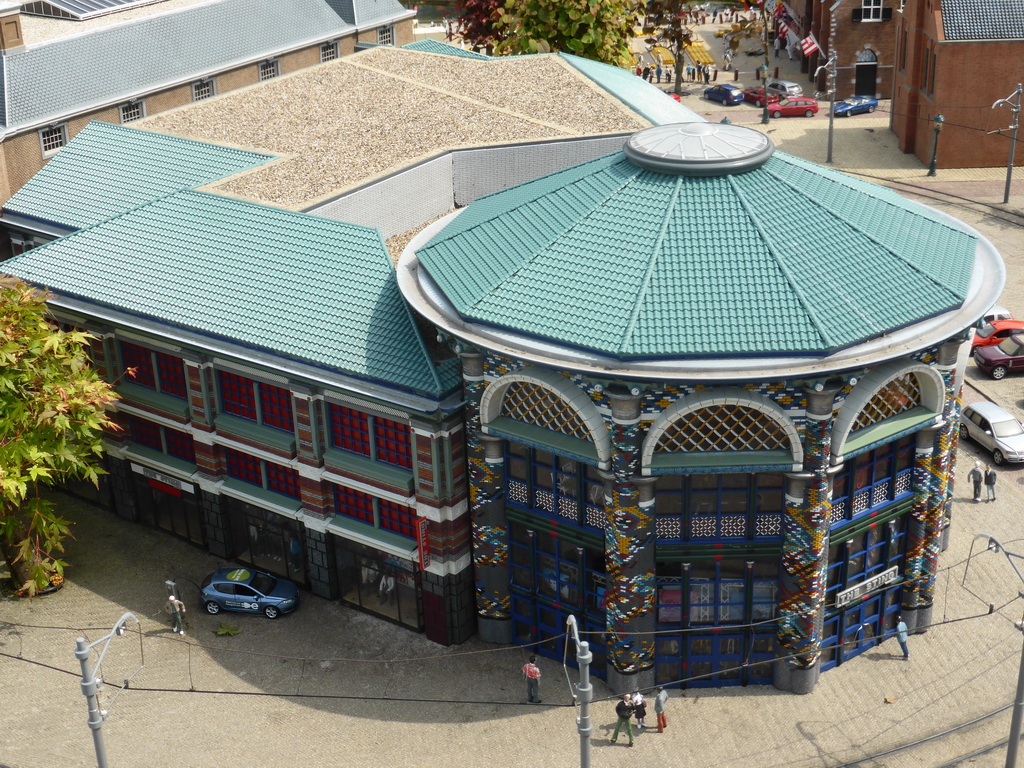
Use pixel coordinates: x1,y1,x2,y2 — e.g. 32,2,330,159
477,616,512,644
939,519,951,552
902,605,931,634
606,666,654,697
772,658,820,695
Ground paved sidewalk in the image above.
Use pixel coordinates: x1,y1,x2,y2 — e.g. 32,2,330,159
3,37,1024,768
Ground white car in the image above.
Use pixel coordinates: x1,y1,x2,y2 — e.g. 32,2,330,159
960,401,1024,465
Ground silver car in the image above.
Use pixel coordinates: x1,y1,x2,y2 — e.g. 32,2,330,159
960,401,1024,465
765,79,803,98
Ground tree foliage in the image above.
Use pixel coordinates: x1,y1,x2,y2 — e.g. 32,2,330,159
450,0,507,51
491,0,637,67
0,277,119,595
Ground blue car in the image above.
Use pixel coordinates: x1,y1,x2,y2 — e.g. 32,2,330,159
704,84,744,106
200,567,299,619
833,96,878,116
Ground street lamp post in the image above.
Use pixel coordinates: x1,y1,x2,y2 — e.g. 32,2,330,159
975,534,1024,767
927,114,945,177
991,84,1022,205
75,612,139,768
566,615,593,768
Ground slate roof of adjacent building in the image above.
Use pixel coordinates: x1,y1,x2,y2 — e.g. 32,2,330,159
3,189,454,396
941,0,1024,40
0,0,412,131
414,141,979,360
3,121,275,231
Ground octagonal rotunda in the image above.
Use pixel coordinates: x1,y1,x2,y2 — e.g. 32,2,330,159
399,122,1003,694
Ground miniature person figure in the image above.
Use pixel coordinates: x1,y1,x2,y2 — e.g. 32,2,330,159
774,35,782,58
611,694,635,746
165,594,186,635
985,464,998,502
522,655,542,703
895,616,910,660
967,460,983,502
632,690,647,728
654,686,669,732
378,572,396,605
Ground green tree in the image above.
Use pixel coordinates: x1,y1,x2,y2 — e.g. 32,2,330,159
0,277,119,595
450,0,508,52
492,0,637,67
641,0,695,96
724,4,773,123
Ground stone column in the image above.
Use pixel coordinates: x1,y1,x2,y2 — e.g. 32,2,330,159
774,385,838,695
937,339,964,553
604,387,656,695
462,352,512,643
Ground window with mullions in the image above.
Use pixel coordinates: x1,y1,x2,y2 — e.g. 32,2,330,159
508,521,603,613
654,473,784,542
327,403,413,469
861,0,882,20
129,415,196,463
121,342,187,398
333,484,417,539
192,78,214,101
826,516,906,605
505,443,605,529
376,25,394,45
259,59,279,81
218,371,294,432
224,447,300,499
830,435,914,525
655,559,779,627
320,40,338,62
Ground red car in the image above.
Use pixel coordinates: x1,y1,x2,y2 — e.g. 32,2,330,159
770,97,819,118
975,334,1024,380
742,87,780,108
972,319,1024,355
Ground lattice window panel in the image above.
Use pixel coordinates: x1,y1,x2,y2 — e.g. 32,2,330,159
500,382,591,440
872,481,890,507
585,506,606,529
721,515,746,537
656,517,682,538
755,514,781,537
691,516,716,538
557,496,578,519
852,489,870,514
853,374,921,430
829,500,847,525
895,472,912,495
656,404,790,453
508,480,528,504
534,489,555,512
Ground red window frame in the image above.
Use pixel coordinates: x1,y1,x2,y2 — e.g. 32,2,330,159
224,447,262,486
379,499,416,539
328,404,371,456
219,371,257,421
165,427,196,463
155,351,187,398
122,342,156,389
259,383,294,433
266,461,300,499
334,484,374,525
374,417,412,469
129,415,162,450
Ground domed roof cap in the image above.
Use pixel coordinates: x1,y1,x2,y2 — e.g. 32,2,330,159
624,122,774,176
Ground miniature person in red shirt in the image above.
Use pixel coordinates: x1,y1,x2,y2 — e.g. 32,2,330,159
522,655,541,703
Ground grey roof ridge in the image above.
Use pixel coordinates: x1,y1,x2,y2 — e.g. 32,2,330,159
617,172,681,357
727,171,834,350
764,155,970,300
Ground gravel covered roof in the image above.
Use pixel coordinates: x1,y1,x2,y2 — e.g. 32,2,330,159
138,46,653,210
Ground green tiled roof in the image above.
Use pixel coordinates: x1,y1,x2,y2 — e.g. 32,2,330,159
558,53,702,125
3,190,449,396
415,149,977,359
3,121,275,231
402,39,492,59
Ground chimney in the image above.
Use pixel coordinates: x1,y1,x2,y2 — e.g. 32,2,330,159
0,2,24,53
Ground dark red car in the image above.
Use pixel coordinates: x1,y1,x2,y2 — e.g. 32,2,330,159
770,97,819,118
971,319,1024,356
975,334,1024,380
742,87,780,108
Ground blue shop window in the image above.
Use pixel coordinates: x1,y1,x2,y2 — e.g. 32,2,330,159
830,435,915,526
655,472,783,542
505,443,604,530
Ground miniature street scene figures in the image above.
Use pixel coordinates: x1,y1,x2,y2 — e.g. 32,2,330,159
165,594,186,635
895,616,910,660
654,686,669,732
968,460,983,502
522,655,541,703
632,691,647,729
984,464,998,501
611,694,635,746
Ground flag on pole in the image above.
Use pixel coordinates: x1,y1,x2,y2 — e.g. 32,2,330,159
777,19,789,38
801,34,820,56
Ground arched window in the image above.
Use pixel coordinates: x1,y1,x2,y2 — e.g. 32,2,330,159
656,404,791,454
500,381,591,440
852,373,920,431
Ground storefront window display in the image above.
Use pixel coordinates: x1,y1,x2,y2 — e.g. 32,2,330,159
224,497,307,585
332,537,421,629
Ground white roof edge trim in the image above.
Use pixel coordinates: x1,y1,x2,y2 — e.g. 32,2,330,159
397,204,1004,382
